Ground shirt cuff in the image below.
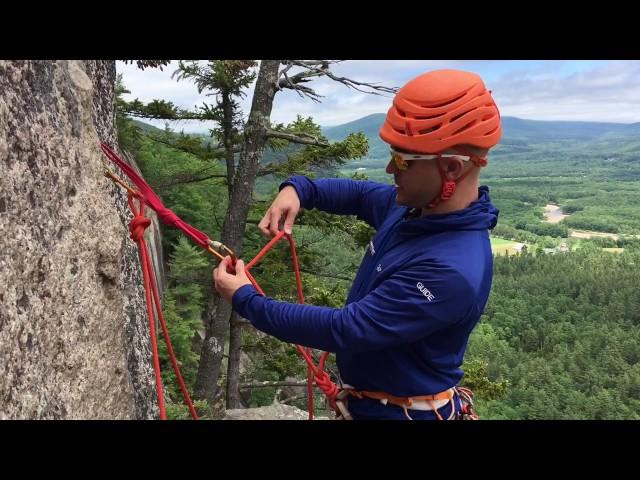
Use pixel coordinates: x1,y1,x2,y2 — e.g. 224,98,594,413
231,283,261,319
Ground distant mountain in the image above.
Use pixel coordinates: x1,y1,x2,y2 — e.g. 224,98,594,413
322,113,640,159
132,119,218,147
132,114,640,167
132,119,164,134
323,113,387,142
322,114,389,158
499,117,640,142
135,115,640,147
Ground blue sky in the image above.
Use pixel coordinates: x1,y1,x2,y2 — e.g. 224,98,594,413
117,60,640,133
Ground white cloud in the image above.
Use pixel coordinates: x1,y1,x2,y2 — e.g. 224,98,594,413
117,60,640,133
490,61,640,123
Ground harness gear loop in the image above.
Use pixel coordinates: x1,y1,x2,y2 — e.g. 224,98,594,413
454,386,479,420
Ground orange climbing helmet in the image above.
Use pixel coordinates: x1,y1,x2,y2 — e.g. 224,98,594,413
379,69,502,154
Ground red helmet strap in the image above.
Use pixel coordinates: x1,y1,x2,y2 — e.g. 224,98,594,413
425,155,478,210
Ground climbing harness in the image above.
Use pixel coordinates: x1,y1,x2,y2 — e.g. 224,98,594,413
455,386,480,420
332,385,478,420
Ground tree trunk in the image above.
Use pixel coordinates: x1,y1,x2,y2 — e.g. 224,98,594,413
221,90,235,197
225,311,243,408
194,60,281,409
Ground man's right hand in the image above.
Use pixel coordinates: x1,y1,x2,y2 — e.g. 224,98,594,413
258,186,301,237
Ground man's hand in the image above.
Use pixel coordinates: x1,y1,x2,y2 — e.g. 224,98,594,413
258,185,301,237
213,256,252,303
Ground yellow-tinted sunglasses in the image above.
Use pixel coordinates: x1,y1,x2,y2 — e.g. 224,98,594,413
390,148,474,171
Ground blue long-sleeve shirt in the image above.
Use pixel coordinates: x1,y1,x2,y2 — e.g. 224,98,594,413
232,176,499,419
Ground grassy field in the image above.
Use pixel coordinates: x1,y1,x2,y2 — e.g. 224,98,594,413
490,237,522,256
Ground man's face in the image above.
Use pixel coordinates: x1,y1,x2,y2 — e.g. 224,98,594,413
385,146,444,208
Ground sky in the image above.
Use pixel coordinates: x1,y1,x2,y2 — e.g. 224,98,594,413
117,60,640,133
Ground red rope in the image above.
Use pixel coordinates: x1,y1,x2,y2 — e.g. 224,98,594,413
245,231,337,420
127,193,198,420
102,143,336,420
101,143,211,249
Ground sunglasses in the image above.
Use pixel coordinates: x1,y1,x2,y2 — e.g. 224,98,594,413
390,148,476,171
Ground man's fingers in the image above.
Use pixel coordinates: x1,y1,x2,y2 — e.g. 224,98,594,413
223,256,236,274
283,207,297,235
258,211,271,237
269,208,281,236
235,259,245,272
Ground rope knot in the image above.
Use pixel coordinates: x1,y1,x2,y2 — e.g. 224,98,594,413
314,370,338,400
157,207,179,226
130,215,151,242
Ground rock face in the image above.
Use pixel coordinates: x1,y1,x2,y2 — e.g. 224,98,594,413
0,60,160,419
223,404,312,420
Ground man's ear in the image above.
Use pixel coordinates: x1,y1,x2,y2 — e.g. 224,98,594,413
441,157,466,180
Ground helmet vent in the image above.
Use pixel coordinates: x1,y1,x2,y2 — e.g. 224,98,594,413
450,110,473,123
418,125,441,135
420,92,466,109
414,114,444,120
452,120,478,136
484,125,500,136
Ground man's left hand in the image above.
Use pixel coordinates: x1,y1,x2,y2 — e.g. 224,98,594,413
213,256,252,303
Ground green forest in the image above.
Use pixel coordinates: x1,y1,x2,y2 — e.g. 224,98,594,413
115,61,640,419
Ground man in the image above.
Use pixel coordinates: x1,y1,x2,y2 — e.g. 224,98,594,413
214,69,501,419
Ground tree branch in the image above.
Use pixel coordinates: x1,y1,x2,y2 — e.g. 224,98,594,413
122,60,172,71
231,317,252,327
142,132,241,157
265,129,329,147
278,70,321,88
155,172,227,190
123,108,207,121
292,268,353,282
277,60,398,99
141,133,208,153
239,381,308,389
278,60,341,89
279,81,324,102
257,164,279,177
276,62,327,102
280,393,307,405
